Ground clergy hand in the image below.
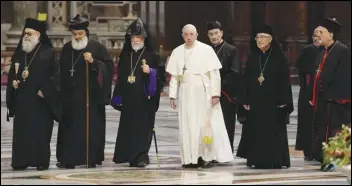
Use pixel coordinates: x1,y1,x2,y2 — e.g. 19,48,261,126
212,97,220,107
12,80,20,89
141,64,150,74
309,101,314,106
37,90,44,98
243,105,250,111
277,104,286,108
83,52,94,63
170,98,177,109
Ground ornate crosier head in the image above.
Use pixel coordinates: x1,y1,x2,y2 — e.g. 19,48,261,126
15,63,20,74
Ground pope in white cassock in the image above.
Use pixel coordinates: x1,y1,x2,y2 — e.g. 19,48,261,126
166,24,234,168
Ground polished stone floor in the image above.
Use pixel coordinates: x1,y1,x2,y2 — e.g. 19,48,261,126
1,86,349,185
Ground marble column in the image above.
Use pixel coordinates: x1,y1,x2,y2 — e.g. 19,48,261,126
127,1,134,17
4,1,38,50
140,1,147,21
158,1,165,37
11,1,38,30
148,1,157,36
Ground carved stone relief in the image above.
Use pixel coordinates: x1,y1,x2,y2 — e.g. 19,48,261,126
48,1,67,31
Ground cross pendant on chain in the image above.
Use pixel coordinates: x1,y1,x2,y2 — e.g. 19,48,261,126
70,69,75,76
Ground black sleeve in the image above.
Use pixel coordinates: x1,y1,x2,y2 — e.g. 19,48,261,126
40,48,62,122
6,60,17,119
276,55,294,114
91,46,114,105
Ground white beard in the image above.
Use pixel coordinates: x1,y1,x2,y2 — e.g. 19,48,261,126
22,36,40,53
131,42,145,52
72,36,88,50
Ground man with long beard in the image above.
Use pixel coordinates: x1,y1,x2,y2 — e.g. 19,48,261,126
56,14,114,169
6,18,60,171
111,18,165,167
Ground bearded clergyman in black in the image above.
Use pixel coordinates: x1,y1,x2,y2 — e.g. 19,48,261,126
6,18,60,171
111,18,164,167
56,14,114,169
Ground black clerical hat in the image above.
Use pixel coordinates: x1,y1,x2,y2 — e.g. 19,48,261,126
121,17,157,55
255,24,274,37
24,18,46,33
126,18,148,38
68,14,89,30
206,21,223,31
321,17,342,34
23,18,52,47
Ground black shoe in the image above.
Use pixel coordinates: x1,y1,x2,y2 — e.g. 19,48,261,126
12,166,28,171
97,162,102,165
321,163,336,172
56,163,75,169
202,161,215,168
197,157,205,166
36,166,49,171
88,164,96,168
272,165,282,169
211,160,219,164
253,165,272,169
182,164,198,168
304,156,314,161
130,161,148,168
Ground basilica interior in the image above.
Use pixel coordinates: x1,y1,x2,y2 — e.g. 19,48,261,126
1,1,351,185
1,1,351,85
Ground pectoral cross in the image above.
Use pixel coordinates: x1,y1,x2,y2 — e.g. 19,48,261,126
127,73,136,84
258,73,265,86
69,69,75,76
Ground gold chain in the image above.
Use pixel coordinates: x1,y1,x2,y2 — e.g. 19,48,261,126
24,43,42,70
130,47,146,75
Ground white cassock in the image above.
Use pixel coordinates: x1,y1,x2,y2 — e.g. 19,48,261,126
166,40,234,165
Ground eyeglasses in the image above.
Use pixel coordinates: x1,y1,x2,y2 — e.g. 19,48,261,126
255,35,271,40
24,32,35,37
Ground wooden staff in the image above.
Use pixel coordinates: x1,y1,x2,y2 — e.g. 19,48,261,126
85,58,90,168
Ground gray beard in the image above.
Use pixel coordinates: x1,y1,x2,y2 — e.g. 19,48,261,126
72,36,88,50
22,37,40,53
131,43,145,52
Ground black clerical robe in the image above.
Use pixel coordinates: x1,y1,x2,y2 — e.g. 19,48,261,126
111,48,163,166
310,41,351,163
6,43,60,169
238,46,293,168
56,40,113,166
294,44,319,157
212,41,241,152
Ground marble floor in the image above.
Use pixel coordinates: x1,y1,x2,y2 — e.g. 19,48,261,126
1,86,349,185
